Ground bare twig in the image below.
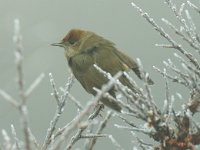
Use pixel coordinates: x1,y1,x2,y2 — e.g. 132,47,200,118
13,18,31,150
28,128,40,150
1,130,11,150
187,1,200,15
51,71,122,150
131,132,154,150
161,18,200,51
108,135,124,150
86,111,113,150
131,2,200,70
0,90,19,108
11,124,21,150
41,73,75,150
25,73,45,97
68,93,84,111
66,104,104,150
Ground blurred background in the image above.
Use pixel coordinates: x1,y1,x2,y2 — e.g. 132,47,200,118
0,0,199,149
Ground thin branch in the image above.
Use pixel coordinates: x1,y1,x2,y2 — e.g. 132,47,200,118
11,125,21,150
66,105,104,150
1,130,11,150
68,93,84,111
0,90,19,108
153,66,188,86
131,2,200,70
13,18,30,150
28,128,40,150
187,1,200,15
51,72,122,150
25,73,45,97
161,18,200,51
41,74,75,150
108,135,124,150
86,111,113,150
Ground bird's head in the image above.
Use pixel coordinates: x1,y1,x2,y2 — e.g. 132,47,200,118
51,29,93,58
52,28,114,59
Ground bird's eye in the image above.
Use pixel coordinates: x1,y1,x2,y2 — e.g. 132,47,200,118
63,29,80,45
68,32,80,45
68,37,76,45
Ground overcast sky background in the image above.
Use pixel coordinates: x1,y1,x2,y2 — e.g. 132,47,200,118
0,0,199,149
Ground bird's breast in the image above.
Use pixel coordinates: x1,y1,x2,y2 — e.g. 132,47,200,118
68,53,94,75
68,53,108,94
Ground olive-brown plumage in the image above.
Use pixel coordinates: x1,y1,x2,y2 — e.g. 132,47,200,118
52,29,153,112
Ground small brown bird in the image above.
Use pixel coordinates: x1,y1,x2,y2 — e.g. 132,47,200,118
52,29,153,112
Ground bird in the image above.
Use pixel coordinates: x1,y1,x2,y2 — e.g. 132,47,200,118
51,28,153,112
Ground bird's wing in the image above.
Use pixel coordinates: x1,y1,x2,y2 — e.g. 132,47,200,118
93,45,141,92
112,49,138,70
112,48,142,79
112,48,154,84
93,45,143,81
93,46,129,74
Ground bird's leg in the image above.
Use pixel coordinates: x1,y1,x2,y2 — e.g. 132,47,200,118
89,103,104,120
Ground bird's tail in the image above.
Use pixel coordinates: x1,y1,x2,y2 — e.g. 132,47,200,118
100,90,121,112
100,97,121,112
133,68,154,85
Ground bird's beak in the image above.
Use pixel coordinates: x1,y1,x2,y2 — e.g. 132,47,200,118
51,42,64,47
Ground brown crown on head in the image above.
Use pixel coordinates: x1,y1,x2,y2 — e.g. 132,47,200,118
62,29,84,45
